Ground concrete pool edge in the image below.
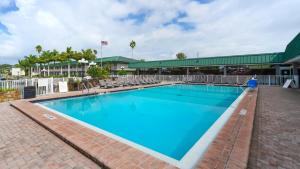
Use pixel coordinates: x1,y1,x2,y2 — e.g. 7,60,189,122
35,103,181,167
179,88,248,168
9,85,258,169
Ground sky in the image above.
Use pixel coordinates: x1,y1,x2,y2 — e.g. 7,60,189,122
0,0,299,64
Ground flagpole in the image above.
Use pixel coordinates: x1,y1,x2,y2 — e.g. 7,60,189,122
100,43,103,68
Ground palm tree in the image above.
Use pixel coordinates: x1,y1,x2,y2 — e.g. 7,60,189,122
37,55,47,77
65,47,74,78
25,54,37,77
41,50,52,76
18,59,30,76
81,49,96,61
71,51,83,77
130,40,136,58
35,45,43,75
57,52,67,76
35,45,42,54
51,49,59,65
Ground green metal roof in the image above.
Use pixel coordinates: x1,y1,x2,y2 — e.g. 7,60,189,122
283,33,300,62
128,52,284,69
95,56,137,63
45,56,137,67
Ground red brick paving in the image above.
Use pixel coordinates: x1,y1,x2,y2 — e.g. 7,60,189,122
0,102,101,169
247,87,300,169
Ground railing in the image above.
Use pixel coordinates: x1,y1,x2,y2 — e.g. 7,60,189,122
0,78,67,98
116,74,299,87
0,75,298,98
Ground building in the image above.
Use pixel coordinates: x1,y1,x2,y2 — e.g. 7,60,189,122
128,33,300,79
32,56,137,77
32,33,299,80
11,68,25,76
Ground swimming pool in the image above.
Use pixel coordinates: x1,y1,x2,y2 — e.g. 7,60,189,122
38,84,245,167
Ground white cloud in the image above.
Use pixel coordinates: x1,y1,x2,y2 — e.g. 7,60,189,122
0,0,299,64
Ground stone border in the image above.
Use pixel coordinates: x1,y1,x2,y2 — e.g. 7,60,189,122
0,90,20,102
10,84,258,169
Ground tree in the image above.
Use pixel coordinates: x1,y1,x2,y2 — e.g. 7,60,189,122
41,50,52,76
35,45,43,75
36,55,47,77
51,49,59,65
87,66,108,79
0,64,11,78
65,47,74,78
71,51,83,77
103,63,112,73
117,69,127,75
81,49,96,61
18,59,29,76
25,54,37,77
56,52,67,75
176,52,187,60
130,40,136,58
35,45,42,54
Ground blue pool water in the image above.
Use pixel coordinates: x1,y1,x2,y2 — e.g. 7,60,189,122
39,85,243,160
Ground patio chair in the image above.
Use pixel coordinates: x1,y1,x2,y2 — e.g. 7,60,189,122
105,81,114,88
99,80,107,88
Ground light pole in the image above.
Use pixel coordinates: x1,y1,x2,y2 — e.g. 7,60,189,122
78,58,88,80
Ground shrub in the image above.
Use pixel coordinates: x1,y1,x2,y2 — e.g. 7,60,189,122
117,70,127,75
87,66,109,79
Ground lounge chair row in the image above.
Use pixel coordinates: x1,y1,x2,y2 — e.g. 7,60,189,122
186,76,251,86
99,78,160,88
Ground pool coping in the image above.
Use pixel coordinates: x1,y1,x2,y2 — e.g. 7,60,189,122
179,87,248,168
35,103,180,167
10,83,257,169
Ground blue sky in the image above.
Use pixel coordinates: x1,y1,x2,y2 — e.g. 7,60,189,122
0,22,10,34
0,0,18,14
120,9,151,25
163,11,195,31
0,0,18,35
0,0,300,64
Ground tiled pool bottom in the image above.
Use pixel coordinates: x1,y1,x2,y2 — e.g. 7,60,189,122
10,85,257,169
36,85,245,168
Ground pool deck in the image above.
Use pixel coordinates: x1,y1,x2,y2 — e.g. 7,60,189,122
0,102,101,169
247,87,300,169
6,82,258,169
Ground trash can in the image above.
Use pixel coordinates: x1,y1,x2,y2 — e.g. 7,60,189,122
247,79,257,89
23,86,36,99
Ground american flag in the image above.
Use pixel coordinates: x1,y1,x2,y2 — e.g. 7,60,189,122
101,41,108,46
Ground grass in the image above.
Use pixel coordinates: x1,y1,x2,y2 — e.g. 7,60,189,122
0,88,17,92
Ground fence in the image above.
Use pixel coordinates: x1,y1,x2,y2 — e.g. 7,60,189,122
119,75,299,87
0,78,67,98
0,75,299,98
